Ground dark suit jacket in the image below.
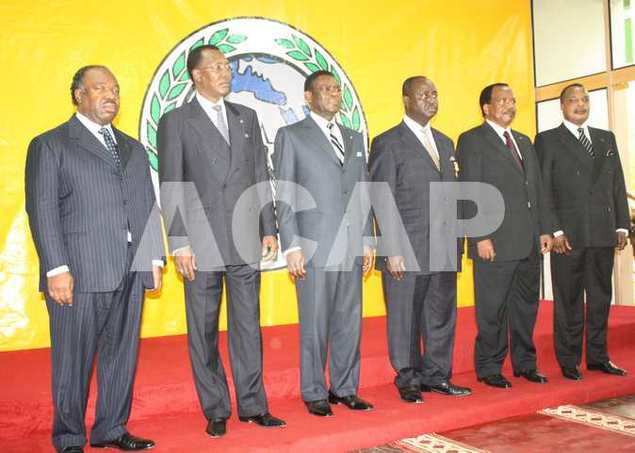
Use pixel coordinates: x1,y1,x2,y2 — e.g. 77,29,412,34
369,121,461,274
457,122,550,262
158,98,276,266
25,115,164,292
534,124,629,248
273,116,372,268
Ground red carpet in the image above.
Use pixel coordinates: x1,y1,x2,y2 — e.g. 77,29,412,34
2,301,635,452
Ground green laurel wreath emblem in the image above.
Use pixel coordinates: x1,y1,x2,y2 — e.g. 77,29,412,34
144,29,248,171
275,35,362,133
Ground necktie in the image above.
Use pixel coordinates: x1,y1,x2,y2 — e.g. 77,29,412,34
577,127,595,158
327,122,345,165
98,127,121,171
420,128,440,170
503,130,523,170
212,104,230,145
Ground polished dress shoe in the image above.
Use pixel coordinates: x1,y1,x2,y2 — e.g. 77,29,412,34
398,385,423,403
91,433,155,450
513,369,548,383
304,399,333,417
562,366,583,380
328,392,374,411
239,412,286,428
60,447,84,453
206,418,227,438
421,381,472,396
588,361,627,376
478,374,512,389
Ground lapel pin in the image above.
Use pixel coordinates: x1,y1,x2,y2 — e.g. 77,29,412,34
356,151,362,157
245,133,249,138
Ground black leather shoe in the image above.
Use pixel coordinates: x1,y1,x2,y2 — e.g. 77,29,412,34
239,412,286,428
206,418,227,438
61,447,84,453
478,374,512,389
588,361,627,376
91,433,155,450
513,369,548,383
562,366,583,380
305,399,333,417
328,392,374,411
398,385,423,403
421,381,472,396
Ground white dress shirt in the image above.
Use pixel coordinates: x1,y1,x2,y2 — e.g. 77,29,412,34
47,113,163,277
403,115,440,167
196,91,229,133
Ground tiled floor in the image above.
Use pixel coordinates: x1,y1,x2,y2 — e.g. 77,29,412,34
354,394,635,453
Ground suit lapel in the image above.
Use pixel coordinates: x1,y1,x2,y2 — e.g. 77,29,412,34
68,116,117,169
303,116,342,168
432,128,452,177
186,98,230,162
112,128,132,169
557,123,594,170
338,123,357,166
226,101,246,166
399,122,440,173
481,122,524,177
589,127,609,184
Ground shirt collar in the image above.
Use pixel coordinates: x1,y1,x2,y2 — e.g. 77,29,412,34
485,119,512,138
75,112,113,137
563,119,589,137
403,115,431,135
309,110,335,130
196,91,225,113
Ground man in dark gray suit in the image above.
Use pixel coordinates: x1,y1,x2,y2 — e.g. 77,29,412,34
369,76,471,403
535,83,629,380
25,66,164,453
158,45,284,438
457,83,552,389
274,71,375,417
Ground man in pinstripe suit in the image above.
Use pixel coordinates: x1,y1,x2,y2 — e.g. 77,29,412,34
25,66,164,453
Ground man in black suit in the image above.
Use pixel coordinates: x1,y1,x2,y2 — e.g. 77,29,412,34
369,76,471,403
25,66,164,453
534,83,630,380
158,45,285,437
457,83,552,389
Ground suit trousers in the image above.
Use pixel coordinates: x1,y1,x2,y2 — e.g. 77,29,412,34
295,265,362,401
551,247,614,368
383,271,457,389
184,264,268,420
473,250,540,378
47,246,144,451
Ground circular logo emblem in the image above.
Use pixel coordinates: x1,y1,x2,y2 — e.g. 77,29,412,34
139,17,368,270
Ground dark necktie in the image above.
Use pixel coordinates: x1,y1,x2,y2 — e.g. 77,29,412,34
577,127,595,158
503,130,523,170
98,127,121,171
327,122,345,165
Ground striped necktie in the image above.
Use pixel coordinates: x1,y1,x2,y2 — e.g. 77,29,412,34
98,127,121,171
577,127,595,158
327,122,345,165
503,130,523,170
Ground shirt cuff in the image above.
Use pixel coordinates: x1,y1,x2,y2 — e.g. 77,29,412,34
283,246,302,256
47,265,69,277
172,245,192,256
553,230,564,237
152,260,164,268
617,228,629,234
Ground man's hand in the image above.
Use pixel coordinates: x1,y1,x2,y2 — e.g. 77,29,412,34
174,247,197,282
477,239,495,262
48,272,74,306
386,255,405,280
539,234,553,254
151,265,163,291
262,235,278,262
286,249,306,280
363,246,375,277
553,234,573,255
616,231,628,251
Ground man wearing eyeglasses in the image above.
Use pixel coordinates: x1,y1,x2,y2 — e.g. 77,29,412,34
534,83,629,381
158,44,285,438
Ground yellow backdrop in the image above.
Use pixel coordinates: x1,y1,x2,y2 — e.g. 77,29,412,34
0,0,535,351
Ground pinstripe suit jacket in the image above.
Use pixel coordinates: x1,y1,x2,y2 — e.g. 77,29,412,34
25,115,164,293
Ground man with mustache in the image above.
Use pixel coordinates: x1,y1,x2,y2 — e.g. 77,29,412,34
457,83,553,389
534,83,629,380
25,65,164,452
158,45,284,438
274,70,375,416
369,76,470,403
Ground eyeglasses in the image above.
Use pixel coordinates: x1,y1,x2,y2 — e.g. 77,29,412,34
197,63,232,73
